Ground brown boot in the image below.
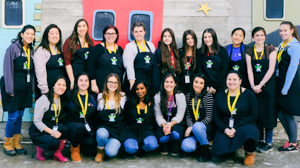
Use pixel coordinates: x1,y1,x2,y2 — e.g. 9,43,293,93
70,145,81,163
94,147,105,162
244,152,255,166
4,137,16,156
13,134,27,154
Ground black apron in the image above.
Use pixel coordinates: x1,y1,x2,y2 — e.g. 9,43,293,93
66,94,97,141
155,95,186,141
71,40,91,78
96,43,123,93
123,42,154,96
251,47,277,128
120,103,156,143
1,47,34,111
276,48,300,116
29,105,67,152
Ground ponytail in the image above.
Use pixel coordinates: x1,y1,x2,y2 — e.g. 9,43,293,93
280,21,300,42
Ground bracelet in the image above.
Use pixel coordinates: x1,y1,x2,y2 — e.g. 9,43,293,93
251,85,255,88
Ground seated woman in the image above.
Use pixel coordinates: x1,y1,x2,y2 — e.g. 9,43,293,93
29,76,69,162
121,75,158,156
181,73,214,162
66,72,97,163
154,73,186,156
95,73,126,162
212,70,259,166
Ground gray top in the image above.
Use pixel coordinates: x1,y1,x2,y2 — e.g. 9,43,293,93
33,95,59,132
154,92,186,127
122,41,156,80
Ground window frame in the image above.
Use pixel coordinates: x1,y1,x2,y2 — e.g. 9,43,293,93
92,10,116,41
264,0,285,21
1,0,26,28
128,11,153,42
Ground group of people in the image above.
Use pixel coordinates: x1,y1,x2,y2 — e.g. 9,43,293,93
1,18,300,166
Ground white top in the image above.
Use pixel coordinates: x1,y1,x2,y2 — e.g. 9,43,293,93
97,92,127,111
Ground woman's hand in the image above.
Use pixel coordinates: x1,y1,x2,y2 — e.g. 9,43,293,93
185,127,192,137
252,85,262,94
163,123,172,135
52,131,62,139
210,87,216,94
10,94,14,97
224,128,235,138
91,83,99,94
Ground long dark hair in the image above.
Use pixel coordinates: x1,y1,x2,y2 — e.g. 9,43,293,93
160,28,181,75
47,75,69,107
102,25,119,43
280,21,300,42
130,75,152,107
11,25,36,48
66,19,94,60
71,71,91,112
159,73,180,114
201,28,220,54
190,73,208,99
181,29,197,71
38,24,62,52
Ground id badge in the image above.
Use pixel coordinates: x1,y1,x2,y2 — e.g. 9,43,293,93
85,123,91,132
53,125,58,131
27,73,30,83
276,69,279,77
229,118,234,128
185,75,190,83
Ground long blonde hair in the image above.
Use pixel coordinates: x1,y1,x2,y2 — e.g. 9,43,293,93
100,73,123,114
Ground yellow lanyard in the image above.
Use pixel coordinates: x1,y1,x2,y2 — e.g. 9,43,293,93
227,89,240,114
277,40,291,63
22,46,30,69
77,92,88,117
53,98,61,124
49,46,61,55
254,44,264,60
192,98,201,121
81,41,88,48
136,40,146,52
137,104,148,115
106,43,116,53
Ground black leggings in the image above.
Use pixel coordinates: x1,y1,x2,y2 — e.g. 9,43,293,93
243,139,256,153
48,125,69,151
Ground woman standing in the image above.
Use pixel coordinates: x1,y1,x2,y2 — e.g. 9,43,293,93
34,24,66,99
121,76,158,156
178,30,198,94
95,73,126,162
197,28,229,95
123,22,158,96
181,73,214,162
246,27,277,153
154,28,181,85
88,25,123,94
1,25,36,155
66,72,97,162
212,71,259,166
276,21,300,152
63,19,94,90
225,28,250,88
154,73,186,156
29,76,69,162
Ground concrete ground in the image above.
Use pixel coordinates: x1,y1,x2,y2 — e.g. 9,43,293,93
0,141,299,168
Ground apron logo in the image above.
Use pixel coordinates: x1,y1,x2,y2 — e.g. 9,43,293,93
58,58,64,66
111,57,117,65
84,51,89,59
206,60,213,68
108,113,116,122
144,56,151,64
255,64,262,72
80,112,84,118
136,117,144,124
232,108,237,115
232,65,239,71
51,116,55,121
23,61,28,70
185,62,191,70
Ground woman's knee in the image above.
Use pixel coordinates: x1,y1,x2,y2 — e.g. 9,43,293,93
124,139,138,155
143,136,158,151
96,128,109,139
170,131,181,141
105,138,121,157
192,122,206,133
181,137,197,153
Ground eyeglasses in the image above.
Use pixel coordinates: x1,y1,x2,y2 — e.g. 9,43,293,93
105,33,117,36
107,81,118,85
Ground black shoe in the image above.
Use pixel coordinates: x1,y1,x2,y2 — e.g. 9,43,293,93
4,148,16,156
15,148,27,154
259,143,273,153
198,145,211,162
138,148,147,158
278,142,299,153
256,141,265,152
170,142,180,156
160,143,168,155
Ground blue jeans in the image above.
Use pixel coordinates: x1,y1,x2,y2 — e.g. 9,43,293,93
259,127,273,144
5,109,24,138
124,136,158,154
159,131,181,144
181,122,209,153
96,128,121,157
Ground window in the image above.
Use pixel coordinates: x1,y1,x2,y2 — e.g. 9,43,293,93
92,10,116,41
128,11,153,42
264,0,285,20
1,0,25,28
